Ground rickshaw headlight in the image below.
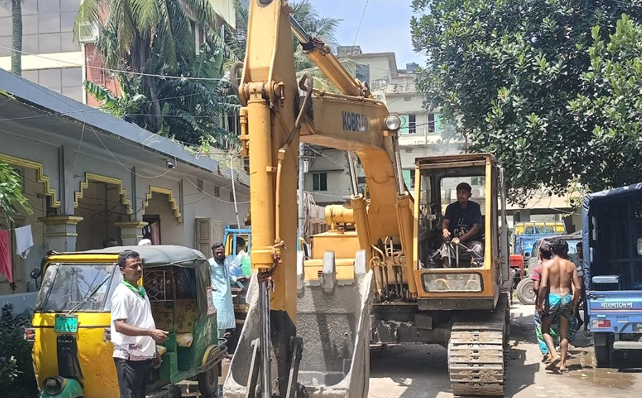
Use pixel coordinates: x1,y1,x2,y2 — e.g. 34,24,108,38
23,327,35,342
44,377,64,395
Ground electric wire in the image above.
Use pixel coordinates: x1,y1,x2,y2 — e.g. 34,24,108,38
0,45,229,82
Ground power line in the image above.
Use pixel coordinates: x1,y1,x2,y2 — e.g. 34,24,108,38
352,0,370,47
177,168,249,205
0,87,235,124
86,124,175,179
0,45,229,82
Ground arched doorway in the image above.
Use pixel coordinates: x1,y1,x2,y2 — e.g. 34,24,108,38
74,174,132,250
142,187,183,246
0,154,61,295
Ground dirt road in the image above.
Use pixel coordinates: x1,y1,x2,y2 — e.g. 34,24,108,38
369,304,642,398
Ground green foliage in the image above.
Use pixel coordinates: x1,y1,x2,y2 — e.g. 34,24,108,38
76,0,240,147
0,304,37,398
77,0,343,148
412,0,642,202
569,14,642,187
75,0,219,72
0,162,32,224
85,43,240,147
230,0,346,91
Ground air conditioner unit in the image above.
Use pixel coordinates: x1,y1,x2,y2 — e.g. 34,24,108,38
78,22,99,44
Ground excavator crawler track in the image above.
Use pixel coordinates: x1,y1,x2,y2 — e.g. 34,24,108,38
448,293,509,397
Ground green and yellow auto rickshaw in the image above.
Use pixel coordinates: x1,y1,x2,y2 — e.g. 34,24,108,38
28,245,225,398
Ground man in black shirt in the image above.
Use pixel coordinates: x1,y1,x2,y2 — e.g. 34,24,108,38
440,182,483,267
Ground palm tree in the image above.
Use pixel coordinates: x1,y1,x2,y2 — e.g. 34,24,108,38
8,0,21,75
74,0,221,131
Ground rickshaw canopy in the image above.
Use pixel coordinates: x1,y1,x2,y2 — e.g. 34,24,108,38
42,245,212,319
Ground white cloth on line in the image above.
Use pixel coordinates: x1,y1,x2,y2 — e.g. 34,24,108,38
14,225,34,259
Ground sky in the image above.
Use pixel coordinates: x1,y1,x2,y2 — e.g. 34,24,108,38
310,0,427,69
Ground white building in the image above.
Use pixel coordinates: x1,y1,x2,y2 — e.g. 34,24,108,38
0,69,248,311
304,46,458,205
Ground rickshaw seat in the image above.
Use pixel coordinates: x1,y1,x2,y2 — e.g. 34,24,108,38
151,299,197,333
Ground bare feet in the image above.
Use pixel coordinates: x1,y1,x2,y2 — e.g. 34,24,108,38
559,367,569,373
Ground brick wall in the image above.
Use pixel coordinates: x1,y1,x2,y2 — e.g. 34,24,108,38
84,43,121,107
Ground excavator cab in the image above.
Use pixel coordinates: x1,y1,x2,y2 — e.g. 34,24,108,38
412,154,510,310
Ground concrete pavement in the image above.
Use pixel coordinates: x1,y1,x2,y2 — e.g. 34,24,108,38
369,304,642,398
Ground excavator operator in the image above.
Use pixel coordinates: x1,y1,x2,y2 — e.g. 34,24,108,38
440,182,483,268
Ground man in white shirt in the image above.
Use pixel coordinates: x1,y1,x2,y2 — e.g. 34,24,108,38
111,250,168,398
209,243,242,340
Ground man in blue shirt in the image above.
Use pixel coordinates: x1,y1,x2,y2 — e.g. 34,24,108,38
209,242,241,340
440,182,483,267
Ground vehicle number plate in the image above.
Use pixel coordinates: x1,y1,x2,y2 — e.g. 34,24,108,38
54,314,78,333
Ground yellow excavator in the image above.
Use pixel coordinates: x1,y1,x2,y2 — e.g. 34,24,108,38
224,1,511,397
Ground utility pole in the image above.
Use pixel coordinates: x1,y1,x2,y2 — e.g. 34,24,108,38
297,143,305,248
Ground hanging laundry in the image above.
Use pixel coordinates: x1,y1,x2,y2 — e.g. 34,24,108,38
0,229,13,283
15,225,34,259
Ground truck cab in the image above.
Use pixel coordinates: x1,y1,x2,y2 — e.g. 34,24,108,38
584,184,642,367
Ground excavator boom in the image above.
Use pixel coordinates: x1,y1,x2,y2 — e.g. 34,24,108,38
225,2,510,398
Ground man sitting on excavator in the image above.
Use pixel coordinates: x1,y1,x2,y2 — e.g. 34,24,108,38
440,182,483,268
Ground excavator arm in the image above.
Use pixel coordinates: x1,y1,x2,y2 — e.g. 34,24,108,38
224,2,415,397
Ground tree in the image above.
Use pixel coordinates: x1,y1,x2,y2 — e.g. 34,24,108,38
229,0,349,91
6,0,21,75
569,14,642,188
0,162,31,224
85,42,240,147
75,0,221,132
411,0,642,202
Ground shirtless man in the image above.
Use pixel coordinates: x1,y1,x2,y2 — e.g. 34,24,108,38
536,238,582,372
532,240,559,363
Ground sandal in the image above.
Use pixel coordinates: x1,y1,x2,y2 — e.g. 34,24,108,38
545,357,561,370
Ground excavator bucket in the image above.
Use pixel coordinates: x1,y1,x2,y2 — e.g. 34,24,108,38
223,250,373,398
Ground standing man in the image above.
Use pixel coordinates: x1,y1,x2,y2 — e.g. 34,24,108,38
111,250,168,398
574,241,589,333
537,238,582,372
440,182,483,267
532,240,560,363
210,242,240,339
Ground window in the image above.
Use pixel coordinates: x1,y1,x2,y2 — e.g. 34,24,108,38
36,263,118,312
0,0,80,55
32,68,83,100
356,64,370,86
471,177,486,186
0,36,10,57
226,113,240,135
428,114,436,133
409,114,416,134
39,33,62,53
402,170,416,189
313,173,328,191
38,13,61,34
38,0,60,13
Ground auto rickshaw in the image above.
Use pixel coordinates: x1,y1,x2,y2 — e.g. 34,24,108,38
28,245,225,398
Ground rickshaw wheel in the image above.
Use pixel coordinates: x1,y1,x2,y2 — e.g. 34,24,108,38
198,347,220,397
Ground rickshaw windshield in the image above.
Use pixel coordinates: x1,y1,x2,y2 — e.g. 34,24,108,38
36,263,119,312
